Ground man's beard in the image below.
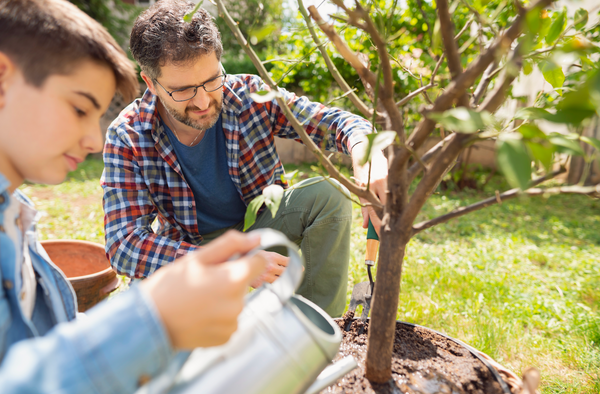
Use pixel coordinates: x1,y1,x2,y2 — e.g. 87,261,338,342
160,95,223,131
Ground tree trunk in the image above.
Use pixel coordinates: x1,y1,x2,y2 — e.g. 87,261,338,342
365,215,411,383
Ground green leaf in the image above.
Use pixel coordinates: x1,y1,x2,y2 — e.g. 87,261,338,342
523,59,533,75
545,108,596,125
497,136,532,190
432,18,442,53
545,8,566,45
281,170,299,183
538,12,552,38
574,8,588,31
249,90,283,103
517,124,546,140
244,195,265,231
581,136,600,152
556,88,595,112
560,36,596,53
360,131,397,166
525,7,542,33
262,185,284,218
428,108,495,134
540,61,565,91
249,24,278,45
549,134,584,156
526,141,554,171
514,107,551,120
183,0,204,23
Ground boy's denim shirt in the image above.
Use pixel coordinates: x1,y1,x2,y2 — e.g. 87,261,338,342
0,173,174,393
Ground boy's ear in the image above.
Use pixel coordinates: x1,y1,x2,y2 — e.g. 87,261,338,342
140,71,157,96
0,52,17,110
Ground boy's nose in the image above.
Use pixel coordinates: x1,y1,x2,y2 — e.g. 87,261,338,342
82,124,104,153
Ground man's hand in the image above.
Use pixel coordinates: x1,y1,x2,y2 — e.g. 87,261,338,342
140,230,267,350
351,141,388,236
250,251,289,288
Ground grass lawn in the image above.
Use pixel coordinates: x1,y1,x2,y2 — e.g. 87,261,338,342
21,158,600,393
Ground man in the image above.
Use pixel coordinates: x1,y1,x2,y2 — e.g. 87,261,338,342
0,0,266,392
102,0,388,317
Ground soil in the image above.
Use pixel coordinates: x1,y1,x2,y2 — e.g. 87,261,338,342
320,313,506,394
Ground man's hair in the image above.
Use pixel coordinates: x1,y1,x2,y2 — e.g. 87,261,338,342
130,0,223,81
0,0,138,102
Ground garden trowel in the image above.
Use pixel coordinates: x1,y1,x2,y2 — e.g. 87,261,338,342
345,219,379,331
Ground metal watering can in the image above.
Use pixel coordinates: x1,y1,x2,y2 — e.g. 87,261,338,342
140,228,352,394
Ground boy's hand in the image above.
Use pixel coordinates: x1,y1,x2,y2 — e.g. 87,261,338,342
249,251,289,288
140,230,267,350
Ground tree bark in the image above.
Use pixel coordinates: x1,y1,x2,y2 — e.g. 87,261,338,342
365,146,410,383
365,213,410,383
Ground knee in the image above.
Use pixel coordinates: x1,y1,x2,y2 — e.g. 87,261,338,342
301,177,352,215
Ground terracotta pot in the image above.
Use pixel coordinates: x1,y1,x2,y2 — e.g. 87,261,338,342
40,240,120,312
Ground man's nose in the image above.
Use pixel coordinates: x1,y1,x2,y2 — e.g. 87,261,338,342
191,88,210,110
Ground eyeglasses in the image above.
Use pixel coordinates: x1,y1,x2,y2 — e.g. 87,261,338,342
154,74,226,102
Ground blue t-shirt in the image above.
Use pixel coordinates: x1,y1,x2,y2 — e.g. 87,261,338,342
162,115,247,234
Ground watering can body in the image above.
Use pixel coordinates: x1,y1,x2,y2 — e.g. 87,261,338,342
139,229,342,394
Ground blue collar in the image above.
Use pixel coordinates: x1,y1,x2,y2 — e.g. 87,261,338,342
0,172,10,195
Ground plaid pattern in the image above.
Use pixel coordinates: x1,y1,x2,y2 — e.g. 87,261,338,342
102,74,371,278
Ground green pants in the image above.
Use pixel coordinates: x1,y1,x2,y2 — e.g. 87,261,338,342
200,177,352,317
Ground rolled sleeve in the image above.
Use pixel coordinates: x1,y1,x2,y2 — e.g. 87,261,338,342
247,76,372,155
0,285,173,394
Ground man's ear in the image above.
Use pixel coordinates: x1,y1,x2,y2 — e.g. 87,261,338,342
0,52,17,110
140,71,157,96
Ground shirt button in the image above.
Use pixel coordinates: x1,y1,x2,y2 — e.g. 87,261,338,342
0,195,5,204
188,203,193,208
2,280,13,290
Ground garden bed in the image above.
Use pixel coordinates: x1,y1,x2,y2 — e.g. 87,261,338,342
321,314,511,394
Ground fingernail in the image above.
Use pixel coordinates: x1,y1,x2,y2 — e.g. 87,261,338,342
247,232,261,243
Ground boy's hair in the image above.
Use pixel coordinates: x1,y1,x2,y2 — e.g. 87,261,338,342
0,0,138,102
130,0,223,81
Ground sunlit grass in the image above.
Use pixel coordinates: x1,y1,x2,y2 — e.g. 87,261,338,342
20,158,600,393
20,158,105,243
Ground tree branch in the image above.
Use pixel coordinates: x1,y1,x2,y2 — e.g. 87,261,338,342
471,61,498,106
215,0,383,210
308,6,378,90
352,2,406,140
437,0,470,107
395,83,437,107
407,133,456,183
410,169,599,236
394,0,554,172
480,43,524,113
402,132,470,231
298,0,379,121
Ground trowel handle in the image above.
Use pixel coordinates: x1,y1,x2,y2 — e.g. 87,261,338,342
365,219,379,265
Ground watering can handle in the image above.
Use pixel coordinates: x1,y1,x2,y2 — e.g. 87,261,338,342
245,228,304,303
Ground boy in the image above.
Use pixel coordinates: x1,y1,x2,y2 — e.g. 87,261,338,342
0,0,266,392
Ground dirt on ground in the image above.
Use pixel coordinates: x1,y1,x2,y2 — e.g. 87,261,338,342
320,313,506,394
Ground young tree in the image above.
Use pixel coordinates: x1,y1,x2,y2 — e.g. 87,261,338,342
214,0,600,384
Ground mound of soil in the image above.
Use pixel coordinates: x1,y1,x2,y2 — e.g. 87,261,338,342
320,314,506,394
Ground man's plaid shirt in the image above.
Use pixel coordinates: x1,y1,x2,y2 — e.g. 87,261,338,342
101,74,371,278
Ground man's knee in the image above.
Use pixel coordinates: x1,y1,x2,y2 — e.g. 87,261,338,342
294,177,352,215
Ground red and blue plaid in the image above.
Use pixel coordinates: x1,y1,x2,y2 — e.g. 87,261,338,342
101,74,371,278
